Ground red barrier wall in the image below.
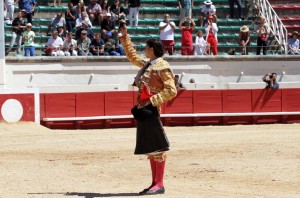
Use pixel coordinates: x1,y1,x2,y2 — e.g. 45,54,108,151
41,89,300,129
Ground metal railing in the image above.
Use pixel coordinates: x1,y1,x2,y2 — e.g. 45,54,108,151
257,0,288,54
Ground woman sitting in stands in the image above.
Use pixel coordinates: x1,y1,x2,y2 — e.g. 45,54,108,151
288,31,299,55
238,25,250,55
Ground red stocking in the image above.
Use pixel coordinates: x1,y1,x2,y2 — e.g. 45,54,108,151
149,159,166,190
149,158,156,188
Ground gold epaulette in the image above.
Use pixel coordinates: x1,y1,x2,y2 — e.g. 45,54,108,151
152,59,171,71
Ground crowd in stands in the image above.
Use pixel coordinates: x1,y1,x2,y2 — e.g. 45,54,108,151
3,0,300,57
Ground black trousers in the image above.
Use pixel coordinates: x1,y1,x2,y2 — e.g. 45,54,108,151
256,37,268,55
228,0,243,18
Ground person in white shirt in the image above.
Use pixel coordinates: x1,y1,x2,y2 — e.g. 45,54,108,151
23,23,35,56
63,32,78,56
76,11,92,29
159,14,176,55
46,30,64,56
194,30,208,55
199,0,217,27
4,0,17,21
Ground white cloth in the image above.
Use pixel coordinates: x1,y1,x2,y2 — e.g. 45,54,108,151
205,23,218,41
5,3,15,19
47,37,64,48
5,0,14,5
129,7,139,27
194,36,207,55
159,21,176,40
63,39,78,56
201,5,216,14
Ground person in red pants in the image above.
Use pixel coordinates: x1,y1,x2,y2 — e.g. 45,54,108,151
179,16,195,55
205,15,218,55
119,21,177,195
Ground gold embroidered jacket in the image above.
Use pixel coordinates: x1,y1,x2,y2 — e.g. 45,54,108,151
120,35,177,107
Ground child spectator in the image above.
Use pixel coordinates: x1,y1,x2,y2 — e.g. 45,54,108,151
288,31,299,55
238,25,250,55
65,2,77,32
179,17,195,55
194,30,208,55
23,23,35,56
87,0,102,24
178,0,193,21
159,14,176,55
205,15,218,55
63,32,78,56
90,33,105,55
77,30,92,56
199,0,217,27
45,30,64,56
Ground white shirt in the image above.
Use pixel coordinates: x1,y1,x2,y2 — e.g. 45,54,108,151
76,18,92,28
201,5,216,14
47,36,64,48
5,0,14,5
159,21,176,41
63,39,77,49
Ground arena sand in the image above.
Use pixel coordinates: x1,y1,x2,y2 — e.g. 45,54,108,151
0,122,299,198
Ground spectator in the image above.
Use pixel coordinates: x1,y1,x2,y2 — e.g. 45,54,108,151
262,73,279,89
65,2,77,32
128,0,140,27
102,31,120,56
5,11,27,56
101,13,116,37
174,75,186,89
23,23,35,56
288,31,299,55
110,0,126,22
159,14,176,55
57,24,67,40
90,33,105,55
205,15,218,55
87,0,102,24
238,25,250,55
45,30,64,56
228,0,243,19
53,0,61,7
75,2,87,19
256,16,270,55
179,17,195,55
99,0,110,24
194,30,208,55
76,11,92,29
47,13,66,36
77,30,92,56
178,0,193,21
18,0,36,24
199,0,217,27
63,32,78,56
75,21,94,40
4,0,17,22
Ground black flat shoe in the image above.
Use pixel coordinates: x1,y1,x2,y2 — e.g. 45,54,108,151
146,187,165,195
138,188,149,195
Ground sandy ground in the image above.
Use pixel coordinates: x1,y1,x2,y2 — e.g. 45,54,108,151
0,123,300,198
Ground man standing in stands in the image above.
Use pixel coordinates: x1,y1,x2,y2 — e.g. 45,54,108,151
18,0,36,24
262,73,279,89
5,11,27,56
159,14,176,55
127,0,140,27
179,16,195,55
118,22,177,195
178,0,193,21
65,2,77,32
228,0,243,19
199,0,217,27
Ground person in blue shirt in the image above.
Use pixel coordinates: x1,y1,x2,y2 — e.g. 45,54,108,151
288,31,299,55
18,0,36,24
262,73,279,89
